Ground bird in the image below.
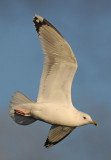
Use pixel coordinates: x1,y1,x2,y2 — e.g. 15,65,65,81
9,14,98,148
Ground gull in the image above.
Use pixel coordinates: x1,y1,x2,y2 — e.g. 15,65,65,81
9,14,98,148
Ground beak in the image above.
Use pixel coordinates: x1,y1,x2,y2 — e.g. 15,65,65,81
90,120,98,126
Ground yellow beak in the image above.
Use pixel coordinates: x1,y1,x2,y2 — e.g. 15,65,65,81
90,121,98,126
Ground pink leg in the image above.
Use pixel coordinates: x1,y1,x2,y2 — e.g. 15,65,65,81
15,109,31,116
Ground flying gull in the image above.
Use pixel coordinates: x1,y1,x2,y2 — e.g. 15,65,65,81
9,14,98,148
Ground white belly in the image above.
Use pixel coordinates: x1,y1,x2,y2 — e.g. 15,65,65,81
31,103,75,127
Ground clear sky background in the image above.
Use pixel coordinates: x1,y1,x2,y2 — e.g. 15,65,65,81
0,0,111,160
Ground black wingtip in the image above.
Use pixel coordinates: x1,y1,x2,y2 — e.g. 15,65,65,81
33,15,44,33
33,14,63,38
44,138,54,148
44,138,51,148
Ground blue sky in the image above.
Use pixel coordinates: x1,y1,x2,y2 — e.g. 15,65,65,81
0,0,111,160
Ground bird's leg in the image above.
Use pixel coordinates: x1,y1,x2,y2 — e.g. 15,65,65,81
15,109,31,116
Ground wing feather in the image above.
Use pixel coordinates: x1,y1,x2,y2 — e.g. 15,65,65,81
33,15,78,104
44,125,76,148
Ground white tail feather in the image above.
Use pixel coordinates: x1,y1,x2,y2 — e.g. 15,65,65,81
9,91,37,125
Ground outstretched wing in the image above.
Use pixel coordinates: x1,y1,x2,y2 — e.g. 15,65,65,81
44,125,76,148
33,15,78,104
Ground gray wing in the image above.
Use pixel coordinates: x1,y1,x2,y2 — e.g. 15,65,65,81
33,15,78,105
44,125,76,148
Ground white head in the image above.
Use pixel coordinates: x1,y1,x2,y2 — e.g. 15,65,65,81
76,111,98,127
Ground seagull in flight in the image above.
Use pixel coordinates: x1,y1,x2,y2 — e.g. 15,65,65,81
9,14,98,148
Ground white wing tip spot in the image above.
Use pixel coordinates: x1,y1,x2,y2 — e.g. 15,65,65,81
35,14,43,22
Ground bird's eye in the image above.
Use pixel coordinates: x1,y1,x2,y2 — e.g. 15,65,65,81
83,117,86,119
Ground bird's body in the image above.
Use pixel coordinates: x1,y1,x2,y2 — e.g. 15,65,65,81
31,103,84,127
9,14,98,148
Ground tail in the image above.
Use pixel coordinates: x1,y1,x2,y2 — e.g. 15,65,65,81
9,91,37,125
